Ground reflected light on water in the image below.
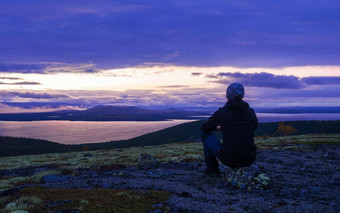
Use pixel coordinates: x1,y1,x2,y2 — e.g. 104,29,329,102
0,120,196,144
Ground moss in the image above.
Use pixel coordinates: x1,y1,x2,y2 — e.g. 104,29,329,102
0,180,14,191
0,177,32,191
0,187,171,213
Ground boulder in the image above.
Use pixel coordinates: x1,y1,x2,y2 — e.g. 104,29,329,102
137,153,159,169
83,153,93,157
41,175,72,183
224,164,272,191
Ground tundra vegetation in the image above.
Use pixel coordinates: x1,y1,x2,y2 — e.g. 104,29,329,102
0,134,339,212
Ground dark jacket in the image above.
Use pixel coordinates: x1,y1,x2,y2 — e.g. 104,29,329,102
201,99,258,168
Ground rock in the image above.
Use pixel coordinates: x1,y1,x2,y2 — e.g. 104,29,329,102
137,153,159,169
90,164,125,172
310,186,320,194
83,153,93,157
225,164,272,191
177,192,193,198
273,158,283,164
79,158,88,161
102,183,110,188
152,203,164,208
41,175,72,183
51,209,80,213
0,187,20,197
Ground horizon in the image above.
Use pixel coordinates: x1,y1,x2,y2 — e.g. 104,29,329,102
1,1,340,114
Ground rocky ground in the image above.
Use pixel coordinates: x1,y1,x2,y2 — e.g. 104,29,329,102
1,143,339,213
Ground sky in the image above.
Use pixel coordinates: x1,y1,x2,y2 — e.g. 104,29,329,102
0,0,340,113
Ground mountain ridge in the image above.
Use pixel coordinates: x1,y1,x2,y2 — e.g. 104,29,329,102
0,105,209,121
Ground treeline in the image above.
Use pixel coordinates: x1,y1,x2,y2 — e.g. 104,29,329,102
1,120,339,157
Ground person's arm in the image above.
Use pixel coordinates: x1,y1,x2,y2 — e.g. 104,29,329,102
201,109,222,133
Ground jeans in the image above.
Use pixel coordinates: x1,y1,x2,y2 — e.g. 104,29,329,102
201,132,222,172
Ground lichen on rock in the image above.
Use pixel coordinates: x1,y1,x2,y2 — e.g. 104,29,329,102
224,164,272,191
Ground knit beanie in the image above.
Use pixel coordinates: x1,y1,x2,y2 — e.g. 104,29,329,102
226,83,245,100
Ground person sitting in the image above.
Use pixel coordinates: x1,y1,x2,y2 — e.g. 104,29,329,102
201,82,258,178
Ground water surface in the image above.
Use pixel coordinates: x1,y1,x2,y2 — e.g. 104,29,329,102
0,120,196,144
1,113,339,145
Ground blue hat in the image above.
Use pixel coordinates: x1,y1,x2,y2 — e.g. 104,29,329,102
226,83,244,100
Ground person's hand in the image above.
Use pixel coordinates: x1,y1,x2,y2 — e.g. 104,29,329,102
216,126,221,132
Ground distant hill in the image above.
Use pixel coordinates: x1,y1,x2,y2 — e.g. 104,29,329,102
0,136,70,157
0,105,209,121
1,120,340,157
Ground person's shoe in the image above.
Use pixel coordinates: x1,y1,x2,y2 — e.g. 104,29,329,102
204,169,220,178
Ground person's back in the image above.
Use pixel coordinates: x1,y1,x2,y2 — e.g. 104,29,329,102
201,83,258,177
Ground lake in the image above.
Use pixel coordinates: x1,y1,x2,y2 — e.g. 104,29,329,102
0,113,339,144
0,120,196,145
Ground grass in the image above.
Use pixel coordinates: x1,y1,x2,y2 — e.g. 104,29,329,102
0,187,171,213
0,134,339,191
254,134,340,150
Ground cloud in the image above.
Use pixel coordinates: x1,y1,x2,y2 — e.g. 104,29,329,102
162,51,182,61
301,76,340,85
0,77,22,80
0,64,46,73
1,91,70,99
0,62,100,74
209,72,305,89
209,72,340,89
0,103,85,113
247,86,340,98
191,72,202,76
0,0,339,68
157,85,188,88
0,81,41,85
0,1,148,21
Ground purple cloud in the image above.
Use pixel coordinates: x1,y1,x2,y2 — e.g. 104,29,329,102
0,64,46,74
191,72,202,76
0,81,41,85
1,91,70,99
0,0,339,68
157,85,188,88
0,77,22,80
302,76,340,85
0,63,100,74
211,72,305,89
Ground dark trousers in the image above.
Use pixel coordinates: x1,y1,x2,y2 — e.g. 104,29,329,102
201,133,222,172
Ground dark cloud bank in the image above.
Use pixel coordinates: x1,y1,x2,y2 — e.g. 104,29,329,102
0,0,339,68
209,72,340,89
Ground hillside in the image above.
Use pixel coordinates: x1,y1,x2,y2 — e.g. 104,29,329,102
1,120,340,157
